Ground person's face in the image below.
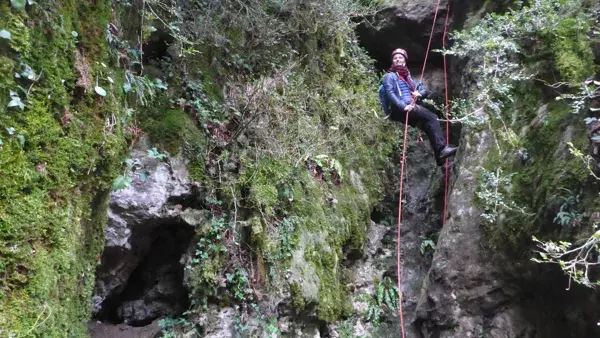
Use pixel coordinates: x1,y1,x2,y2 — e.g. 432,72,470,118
392,53,406,67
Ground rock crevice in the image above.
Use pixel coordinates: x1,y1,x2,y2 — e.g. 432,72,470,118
92,137,202,327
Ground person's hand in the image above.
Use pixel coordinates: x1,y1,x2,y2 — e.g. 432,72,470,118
404,104,414,112
412,90,422,98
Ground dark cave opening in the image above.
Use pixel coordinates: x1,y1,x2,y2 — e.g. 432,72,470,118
353,11,446,73
371,206,384,224
94,222,194,327
142,28,175,65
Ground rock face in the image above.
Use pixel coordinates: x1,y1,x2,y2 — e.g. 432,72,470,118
355,0,451,70
357,2,600,338
354,0,511,70
92,137,199,327
89,2,600,337
414,126,522,337
413,110,600,338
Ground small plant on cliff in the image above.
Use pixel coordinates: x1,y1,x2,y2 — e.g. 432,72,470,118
444,0,596,121
532,231,600,288
147,147,168,160
362,276,399,326
419,234,436,255
552,190,584,227
338,316,359,338
158,317,192,337
225,266,250,301
532,144,600,288
475,168,533,223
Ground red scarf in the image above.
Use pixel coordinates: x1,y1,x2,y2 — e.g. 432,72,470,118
389,65,415,91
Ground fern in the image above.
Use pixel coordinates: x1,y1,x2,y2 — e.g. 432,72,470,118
363,277,399,326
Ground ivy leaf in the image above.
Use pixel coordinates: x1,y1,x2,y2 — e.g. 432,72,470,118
21,65,35,80
10,0,26,9
7,99,24,110
138,171,150,181
16,134,25,147
124,158,134,168
122,83,132,93
112,175,132,191
7,90,24,110
94,86,107,97
0,30,11,40
155,79,168,90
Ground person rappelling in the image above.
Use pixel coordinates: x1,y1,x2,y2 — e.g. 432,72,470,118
379,48,457,167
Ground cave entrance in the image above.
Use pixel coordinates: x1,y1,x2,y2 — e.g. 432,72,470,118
94,222,194,327
142,27,174,66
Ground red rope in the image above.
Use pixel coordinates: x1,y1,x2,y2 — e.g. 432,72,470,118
419,0,442,83
396,0,443,337
443,6,451,225
396,110,410,338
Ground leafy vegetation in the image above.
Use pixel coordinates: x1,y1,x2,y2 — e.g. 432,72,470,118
359,276,399,326
6,0,599,336
446,0,600,286
94,0,399,335
0,1,135,336
135,0,401,332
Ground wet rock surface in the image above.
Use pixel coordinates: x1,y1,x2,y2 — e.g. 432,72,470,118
92,137,200,328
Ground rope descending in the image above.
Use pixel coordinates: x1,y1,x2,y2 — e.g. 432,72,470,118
395,1,450,336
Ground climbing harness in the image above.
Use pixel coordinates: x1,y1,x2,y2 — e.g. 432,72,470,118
396,1,450,337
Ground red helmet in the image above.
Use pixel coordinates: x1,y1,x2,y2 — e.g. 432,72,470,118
391,48,408,60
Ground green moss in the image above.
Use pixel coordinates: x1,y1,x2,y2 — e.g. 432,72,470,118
140,108,206,180
250,216,267,252
240,156,296,215
238,153,375,323
290,282,305,311
2,7,30,54
1,190,110,337
142,108,202,152
0,1,131,336
513,101,588,203
0,57,14,91
551,18,595,83
303,244,350,322
479,80,591,252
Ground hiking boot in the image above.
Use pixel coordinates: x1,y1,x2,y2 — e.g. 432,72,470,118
439,145,457,160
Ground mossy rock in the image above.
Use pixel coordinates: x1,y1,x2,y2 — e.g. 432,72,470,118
0,1,130,336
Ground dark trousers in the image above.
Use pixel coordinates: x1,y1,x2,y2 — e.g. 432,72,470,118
389,104,447,164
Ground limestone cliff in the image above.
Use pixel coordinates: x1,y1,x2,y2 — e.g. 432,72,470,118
2,1,600,338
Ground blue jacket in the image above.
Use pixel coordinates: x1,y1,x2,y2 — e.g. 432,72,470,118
382,72,429,111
